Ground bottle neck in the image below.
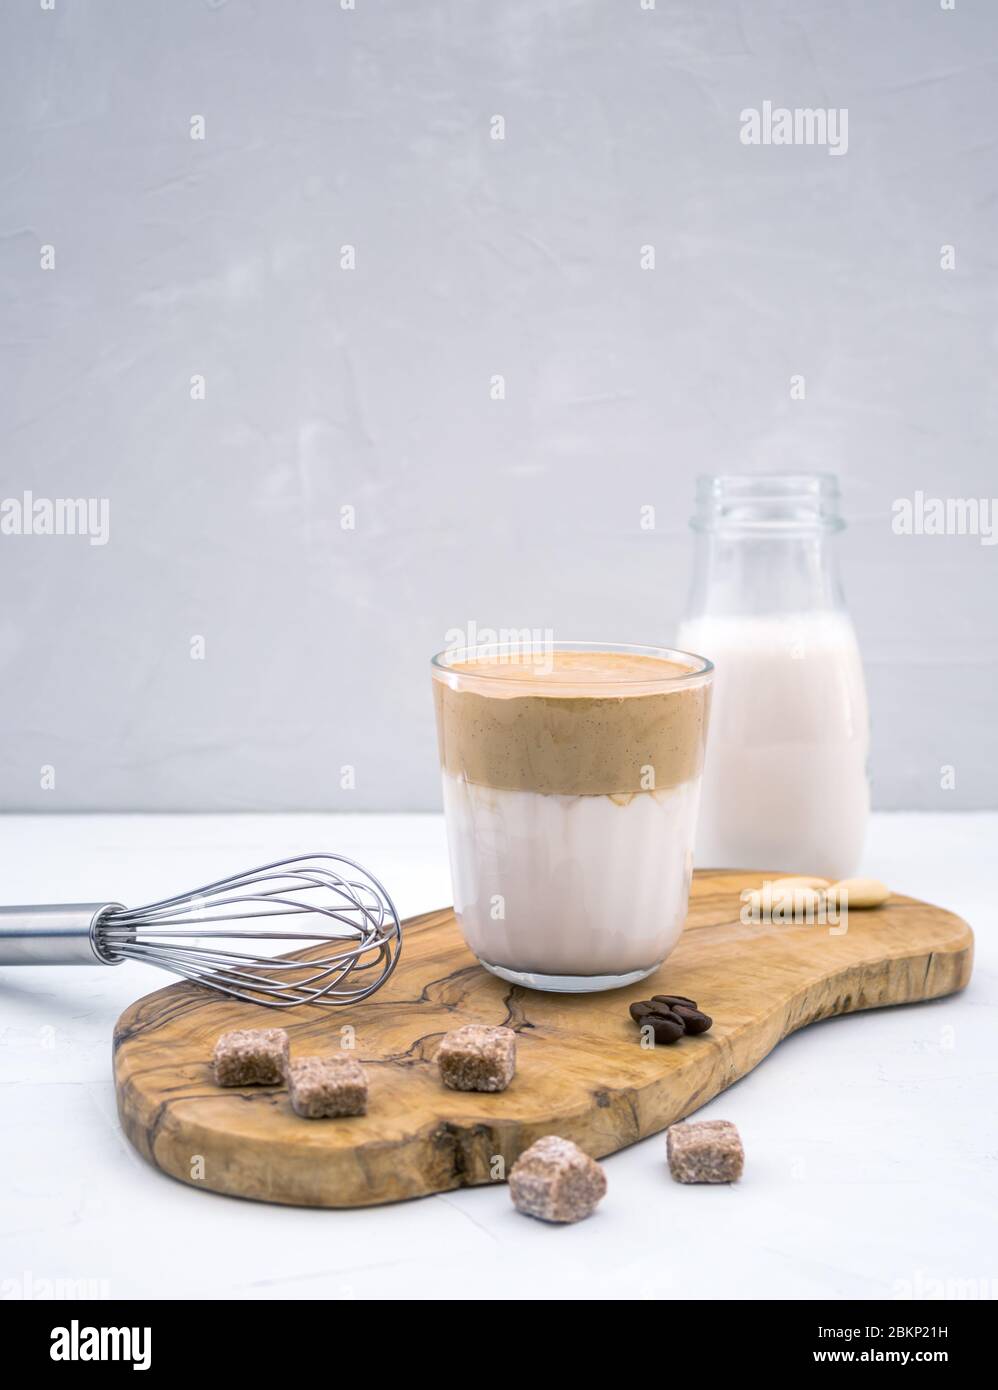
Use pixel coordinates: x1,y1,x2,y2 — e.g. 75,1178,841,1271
686,473,847,619
686,527,845,620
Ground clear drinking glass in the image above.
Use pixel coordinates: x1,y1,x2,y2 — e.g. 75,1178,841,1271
677,473,870,879
431,640,713,993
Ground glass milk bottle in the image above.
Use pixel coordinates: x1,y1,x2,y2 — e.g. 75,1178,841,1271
677,474,870,880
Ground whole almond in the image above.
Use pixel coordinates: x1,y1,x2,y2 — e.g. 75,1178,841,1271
827,877,890,909
770,884,824,914
771,876,831,891
743,884,826,920
751,884,825,918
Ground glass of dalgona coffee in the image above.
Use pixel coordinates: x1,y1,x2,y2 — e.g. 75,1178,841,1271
431,640,713,992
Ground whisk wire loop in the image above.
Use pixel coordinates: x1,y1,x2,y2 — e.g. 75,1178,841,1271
92,854,402,1007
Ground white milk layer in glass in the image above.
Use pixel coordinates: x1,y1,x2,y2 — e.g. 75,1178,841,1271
441,773,701,981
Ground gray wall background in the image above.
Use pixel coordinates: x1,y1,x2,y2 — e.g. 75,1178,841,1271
1,0,995,813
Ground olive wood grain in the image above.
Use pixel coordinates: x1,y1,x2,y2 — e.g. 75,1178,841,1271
113,869,973,1207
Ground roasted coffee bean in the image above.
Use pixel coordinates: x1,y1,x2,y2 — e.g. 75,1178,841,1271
648,1007,684,1026
673,1005,713,1035
629,1001,657,1023
630,996,712,1044
651,994,698,1011
643,1014,685,1044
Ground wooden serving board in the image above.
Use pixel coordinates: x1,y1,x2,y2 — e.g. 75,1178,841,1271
113,870,973,1208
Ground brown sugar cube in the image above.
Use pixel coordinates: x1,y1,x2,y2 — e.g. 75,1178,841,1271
212,1028,289,1086
508,1135,607,1223
437,1024,516,1093
666,1120,744,1184
288,1055,367,1118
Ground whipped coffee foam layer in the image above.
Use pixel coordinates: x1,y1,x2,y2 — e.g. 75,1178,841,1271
433,649,710,796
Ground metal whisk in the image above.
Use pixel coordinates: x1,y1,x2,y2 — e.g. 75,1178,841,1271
0,854,402,1008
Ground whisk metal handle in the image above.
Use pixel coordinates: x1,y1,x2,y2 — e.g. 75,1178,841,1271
0,903,124,966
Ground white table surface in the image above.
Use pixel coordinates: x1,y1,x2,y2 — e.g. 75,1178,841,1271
0,811,994,1302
